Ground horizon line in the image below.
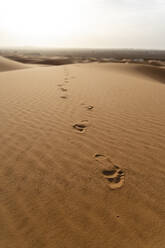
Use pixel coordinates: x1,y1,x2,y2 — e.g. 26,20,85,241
0,46,165,51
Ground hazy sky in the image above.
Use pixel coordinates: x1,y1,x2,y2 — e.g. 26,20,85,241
0,0,165,49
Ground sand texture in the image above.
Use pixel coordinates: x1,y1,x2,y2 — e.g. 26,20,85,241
0,61,165,248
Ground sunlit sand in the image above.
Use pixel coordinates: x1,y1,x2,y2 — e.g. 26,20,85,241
0,56,165,247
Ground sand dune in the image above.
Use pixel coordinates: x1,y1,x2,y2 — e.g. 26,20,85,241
0,63,165,248
134,64,165,84
98,62,165,84
106,62,165,84
0,56,29,72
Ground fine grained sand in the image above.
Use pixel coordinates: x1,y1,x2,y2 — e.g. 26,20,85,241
0,56,30,72
0,61,165,248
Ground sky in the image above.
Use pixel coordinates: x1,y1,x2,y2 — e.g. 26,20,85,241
0,0,165,49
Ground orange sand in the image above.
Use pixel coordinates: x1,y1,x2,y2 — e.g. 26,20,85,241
0,60,165,248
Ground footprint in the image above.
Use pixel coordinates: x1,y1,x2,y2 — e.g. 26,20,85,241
61,87,67,92
94,154,125,189
87,105,94,110
73,121,88,133
94,153,108,163
60,95,67,99
102,166,125,190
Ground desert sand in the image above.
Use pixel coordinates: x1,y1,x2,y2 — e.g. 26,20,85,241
0,56,30,72
0,59,165,248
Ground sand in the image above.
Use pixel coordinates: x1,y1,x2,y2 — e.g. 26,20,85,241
0,60,165,248
0,56,30,72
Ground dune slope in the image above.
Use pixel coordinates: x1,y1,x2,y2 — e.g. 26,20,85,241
0,56,29,72
0,63,165,248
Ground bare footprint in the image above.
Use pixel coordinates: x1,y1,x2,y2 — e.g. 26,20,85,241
87,105,94,110
102,166,125,189
94,153,109,163
60,95,67,99
94,154,125,189
61,87,67,92
73,120,88,133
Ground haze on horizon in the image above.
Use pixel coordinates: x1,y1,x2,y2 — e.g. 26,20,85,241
0,0,165,50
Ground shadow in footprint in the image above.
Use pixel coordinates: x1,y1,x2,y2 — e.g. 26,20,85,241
94,154,104,158
102,169,116,176
94,154,125,189
73,124,86,132
102,166,125,190
87,105,94,110
61,87,67,92
60,95,67,99
73,121,88,133
94,153,108,163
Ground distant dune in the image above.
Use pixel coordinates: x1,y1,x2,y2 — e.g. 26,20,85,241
99,62,165,84
0,56,29,72
134,64,165,84
0,62,164,248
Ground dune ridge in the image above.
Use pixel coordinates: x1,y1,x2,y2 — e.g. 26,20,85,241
0,63,165,248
